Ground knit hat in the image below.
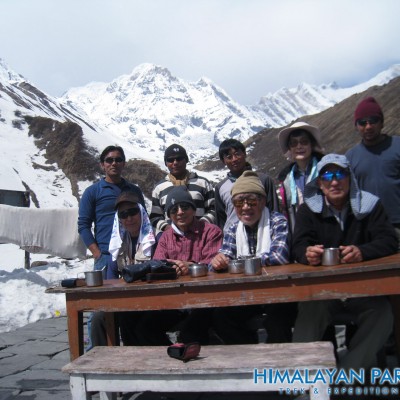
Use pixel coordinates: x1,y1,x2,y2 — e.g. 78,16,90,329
114,191,140,209
317,154,349,174
165,186,196,216
278,121,324,156
354,97,384,124
231,171,266,198
164,144,189,164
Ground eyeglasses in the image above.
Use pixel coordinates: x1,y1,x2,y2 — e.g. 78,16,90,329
118,207,140,219
288,138,310,148
104,157,124,164
169,203,192,215
319,170,350,182
356,116,381,127
232,196,260,208
166,156,185,163
223,151,244,161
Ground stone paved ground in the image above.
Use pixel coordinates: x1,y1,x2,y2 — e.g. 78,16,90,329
0,317,398,400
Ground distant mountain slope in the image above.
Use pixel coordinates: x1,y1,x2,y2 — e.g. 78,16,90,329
245,76,400,178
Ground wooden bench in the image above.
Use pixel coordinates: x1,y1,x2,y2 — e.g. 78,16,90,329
62,342,336,400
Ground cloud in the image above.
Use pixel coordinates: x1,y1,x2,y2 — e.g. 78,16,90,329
1,0,399,103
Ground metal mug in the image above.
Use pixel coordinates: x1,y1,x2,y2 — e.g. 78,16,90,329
84,270,103,287
244,257,262,276
228,259,245,274
188,263,208,278
322,248,341,266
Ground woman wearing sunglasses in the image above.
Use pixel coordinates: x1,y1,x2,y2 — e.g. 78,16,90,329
107,191,156,279
90,191,157,347
276,121,325,234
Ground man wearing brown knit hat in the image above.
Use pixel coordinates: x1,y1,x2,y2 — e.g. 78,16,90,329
211,170,289,270
346,97,400,243
210,171,294,344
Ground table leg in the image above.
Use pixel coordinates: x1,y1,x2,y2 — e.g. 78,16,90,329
390,295,400,359
66,302,84,360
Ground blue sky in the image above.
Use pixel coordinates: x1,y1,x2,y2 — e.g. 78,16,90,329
1,0,399,104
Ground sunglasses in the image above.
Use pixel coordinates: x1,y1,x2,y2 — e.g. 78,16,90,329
104,157,124,164
223,151,244,161
169,203,192,215
166,156,185,163
356,116,381,127
319,170,350,182
288,138,310,148
118,207,140,219
232,196,260,208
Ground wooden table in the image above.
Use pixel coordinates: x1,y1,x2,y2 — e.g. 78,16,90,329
46,254,400,361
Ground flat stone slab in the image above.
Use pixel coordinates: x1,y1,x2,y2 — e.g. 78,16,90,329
0,354,48,378
0,369,69,391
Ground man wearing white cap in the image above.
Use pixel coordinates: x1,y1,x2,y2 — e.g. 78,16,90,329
292,153,398,370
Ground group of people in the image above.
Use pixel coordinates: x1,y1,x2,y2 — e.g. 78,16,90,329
77,96,400,371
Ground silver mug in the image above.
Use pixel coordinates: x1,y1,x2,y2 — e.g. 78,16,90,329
322,248,340,266
244,257,262,275
84,270,103,287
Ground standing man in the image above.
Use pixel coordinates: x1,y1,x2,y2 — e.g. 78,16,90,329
215,139,278,233
292,154,397,370
346,96,400,244
150,144,215,234
78,145,146,273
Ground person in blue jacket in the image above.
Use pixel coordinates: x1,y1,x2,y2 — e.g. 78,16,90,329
78,145,145,274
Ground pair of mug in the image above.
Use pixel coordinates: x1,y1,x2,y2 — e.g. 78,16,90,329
228,257,262,275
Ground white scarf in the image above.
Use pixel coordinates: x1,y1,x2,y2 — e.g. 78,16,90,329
236,208,271,257
109,204,156,261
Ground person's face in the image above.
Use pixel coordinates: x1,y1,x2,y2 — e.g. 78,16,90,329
318,165,350,209
169,202,196,232
222,148,247,175
165,155,187,178
118,202,141,237
101,150,125,181
288,133,312,163
355,116,383,146
232,193,266,229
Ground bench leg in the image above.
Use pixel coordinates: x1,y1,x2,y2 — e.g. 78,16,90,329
70,374,91,400
100,392,117,400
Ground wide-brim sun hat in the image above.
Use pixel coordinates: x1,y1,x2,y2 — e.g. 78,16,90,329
278,121,323,155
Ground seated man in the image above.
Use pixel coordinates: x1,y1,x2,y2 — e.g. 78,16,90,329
152,186,224,343
211,171,294,344
292,154,398,370
91,191,162,347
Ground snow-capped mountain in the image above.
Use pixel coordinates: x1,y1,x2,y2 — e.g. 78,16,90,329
62,63,269,165
63,63,400,165
1,56,400,209
253,64,400,126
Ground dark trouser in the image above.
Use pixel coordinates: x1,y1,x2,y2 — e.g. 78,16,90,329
293,297,393,370
90,310,185,347
178,309,214,344
213,303,297,345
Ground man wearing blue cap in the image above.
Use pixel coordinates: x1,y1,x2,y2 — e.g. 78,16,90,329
292,154,398,370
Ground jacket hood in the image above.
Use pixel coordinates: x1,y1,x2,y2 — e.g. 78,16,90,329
304,169,379,220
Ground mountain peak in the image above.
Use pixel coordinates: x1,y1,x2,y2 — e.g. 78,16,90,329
0,58,26,84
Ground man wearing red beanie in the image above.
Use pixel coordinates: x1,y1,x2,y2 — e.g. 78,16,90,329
346,97,400,245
